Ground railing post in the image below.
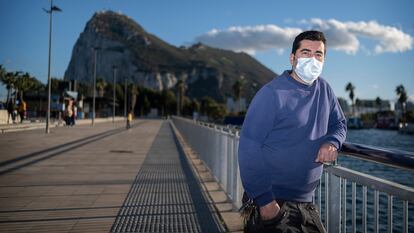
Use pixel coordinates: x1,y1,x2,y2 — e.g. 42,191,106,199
220,128,228,192
327,169,341,233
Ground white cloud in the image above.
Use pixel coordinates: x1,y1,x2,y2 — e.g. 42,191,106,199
194,19,413,55
194,25,302,54
305,18,413,54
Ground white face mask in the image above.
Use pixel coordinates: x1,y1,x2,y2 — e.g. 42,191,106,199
294,57,324,85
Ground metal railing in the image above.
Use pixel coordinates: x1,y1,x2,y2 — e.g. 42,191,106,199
171,116,414,233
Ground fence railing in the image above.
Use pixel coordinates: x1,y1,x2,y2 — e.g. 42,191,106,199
172,116,414,233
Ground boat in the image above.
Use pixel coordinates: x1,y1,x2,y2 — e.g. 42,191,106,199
398,122,414,134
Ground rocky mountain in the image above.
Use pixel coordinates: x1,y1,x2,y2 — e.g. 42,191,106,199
64,11,277,102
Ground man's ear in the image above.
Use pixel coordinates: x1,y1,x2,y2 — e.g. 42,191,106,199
289,53,295,66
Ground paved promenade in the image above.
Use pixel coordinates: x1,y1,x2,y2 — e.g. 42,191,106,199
0,120,226,232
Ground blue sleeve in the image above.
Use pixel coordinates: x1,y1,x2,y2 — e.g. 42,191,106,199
238,85,276,207
324,93,347,149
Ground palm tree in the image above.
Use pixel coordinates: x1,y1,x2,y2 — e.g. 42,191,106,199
0,66,4,101
232,79,242,114
355,98,361,114
1,72,17,106
176,80,185,116
345,82,355,115
96,78,107,97
161,90,168,116
15,72,38,101
395,84,407,117
0,65,5,80
130,84,139,116
0,71,17,124
375,97,382,112
192,99,200,113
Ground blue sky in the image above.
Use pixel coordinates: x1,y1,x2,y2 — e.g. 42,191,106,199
0,0,413,104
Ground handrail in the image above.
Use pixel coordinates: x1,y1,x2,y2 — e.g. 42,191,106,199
324,165,414,201
196,119,414,171
341,142,414,171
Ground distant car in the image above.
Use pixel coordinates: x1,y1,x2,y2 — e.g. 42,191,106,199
347,117,364,129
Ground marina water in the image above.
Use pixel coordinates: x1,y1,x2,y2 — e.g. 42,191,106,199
334,129,414,232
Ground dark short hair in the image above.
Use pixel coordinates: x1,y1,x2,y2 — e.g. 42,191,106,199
291,30,327,54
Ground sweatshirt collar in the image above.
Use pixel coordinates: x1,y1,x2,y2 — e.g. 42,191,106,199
282,70,318,89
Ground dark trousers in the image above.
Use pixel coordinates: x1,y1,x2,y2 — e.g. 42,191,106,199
245,201,326,233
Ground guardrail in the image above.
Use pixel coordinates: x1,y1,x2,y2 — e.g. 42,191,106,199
172,116,414,233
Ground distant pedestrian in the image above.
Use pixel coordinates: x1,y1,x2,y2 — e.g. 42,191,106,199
71,103,77,126
65,105,73,126
126,110,132,129
6,100,16,124
18,100,26,123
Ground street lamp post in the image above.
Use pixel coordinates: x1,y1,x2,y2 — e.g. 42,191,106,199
92,47,99,127
44,0,61,134
112,66,117,124
124,79,127,118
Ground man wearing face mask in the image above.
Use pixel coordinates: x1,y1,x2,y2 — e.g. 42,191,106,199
238,30,347,233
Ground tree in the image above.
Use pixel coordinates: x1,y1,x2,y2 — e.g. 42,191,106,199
232,79,243,114
142,95,151,116
395,84,407,118
0,72,17,105
130,84,139,116
191,99,200,113
0,65,5,81
355,98,361,114
375,97,382,112
96,78,107,97
165,90,177,116
345,82,355,115
0,65,5,101
50,77,72,94
181,96,196,116
175,80,185,116
77,81,92,97
14,72,41,101
201,96,227,121
160,89,177,116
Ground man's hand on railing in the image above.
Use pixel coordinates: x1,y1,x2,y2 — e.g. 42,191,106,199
315,143,338,164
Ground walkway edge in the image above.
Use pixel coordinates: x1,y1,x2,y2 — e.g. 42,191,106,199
170,120,244,233
0,117,125,134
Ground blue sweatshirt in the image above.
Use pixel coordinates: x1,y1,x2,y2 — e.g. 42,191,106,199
238,70,347,207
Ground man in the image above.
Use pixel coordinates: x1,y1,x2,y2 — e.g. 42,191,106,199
238,30,347,233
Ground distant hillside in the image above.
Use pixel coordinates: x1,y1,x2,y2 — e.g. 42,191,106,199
64,11,277,102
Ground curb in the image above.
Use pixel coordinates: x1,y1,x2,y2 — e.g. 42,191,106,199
0,117,126,134
170,121,244,233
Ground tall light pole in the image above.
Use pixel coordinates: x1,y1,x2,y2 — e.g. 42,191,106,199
124,79,127,118
112,66,117,124
92,47,99,127
44,0,61,134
